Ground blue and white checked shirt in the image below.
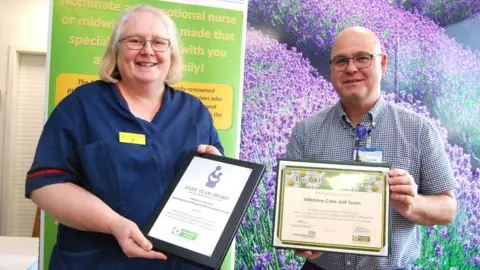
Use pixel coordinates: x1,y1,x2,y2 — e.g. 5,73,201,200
285,96,459,270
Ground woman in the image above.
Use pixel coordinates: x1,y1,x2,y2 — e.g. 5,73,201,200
25,5,222,269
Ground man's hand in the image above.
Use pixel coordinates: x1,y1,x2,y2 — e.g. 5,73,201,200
108,214,167,259
295,250,323,260
197,144,222,156
388,169,418,221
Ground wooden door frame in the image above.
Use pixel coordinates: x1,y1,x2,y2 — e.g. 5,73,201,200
1,46,47,236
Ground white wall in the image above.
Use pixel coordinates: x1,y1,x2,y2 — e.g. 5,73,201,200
0,0,50,235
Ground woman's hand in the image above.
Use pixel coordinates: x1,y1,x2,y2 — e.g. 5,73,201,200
197,144,222,156
108,214,167,259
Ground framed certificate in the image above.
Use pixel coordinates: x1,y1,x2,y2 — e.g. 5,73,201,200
143,151,265,269
273,159,392,256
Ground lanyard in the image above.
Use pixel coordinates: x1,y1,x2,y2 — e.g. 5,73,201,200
353,124,374,161
355,125,369,140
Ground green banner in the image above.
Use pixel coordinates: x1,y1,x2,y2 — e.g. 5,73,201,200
42,0,247,269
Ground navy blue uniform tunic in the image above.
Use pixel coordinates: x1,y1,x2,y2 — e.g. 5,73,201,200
25,80,223,269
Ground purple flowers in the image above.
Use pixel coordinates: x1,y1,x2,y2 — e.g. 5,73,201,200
439,227,450,240
247,0,480,169
390,0,480,26
236,27,336,269
255,251,274,264
472,235,480,245
435,245,444,257
283,260,300,270
277,249,286,266
426,225,435,236
237,26,480,269
463,240,472,250
237,1,480,269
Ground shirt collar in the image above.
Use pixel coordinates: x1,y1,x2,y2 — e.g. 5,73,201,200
162,84,173,106
335,96,386,128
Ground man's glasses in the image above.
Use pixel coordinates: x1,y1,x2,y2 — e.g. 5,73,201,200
120,36,170,52
329,53,383,72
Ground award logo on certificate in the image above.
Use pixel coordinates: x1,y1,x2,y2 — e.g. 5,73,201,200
272,159,391,256
143,151,265,269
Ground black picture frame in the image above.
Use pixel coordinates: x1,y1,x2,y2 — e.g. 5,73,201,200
143,151,265,269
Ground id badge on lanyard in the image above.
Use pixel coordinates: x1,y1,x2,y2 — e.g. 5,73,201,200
353,124,382,162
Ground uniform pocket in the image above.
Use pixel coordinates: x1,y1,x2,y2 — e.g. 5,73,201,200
78,138,163,215
77,140,120,208
102,139,162,200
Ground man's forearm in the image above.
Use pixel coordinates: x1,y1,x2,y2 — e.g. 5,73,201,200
410,192,456,226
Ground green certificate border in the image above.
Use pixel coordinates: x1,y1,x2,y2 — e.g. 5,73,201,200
274,159,391,255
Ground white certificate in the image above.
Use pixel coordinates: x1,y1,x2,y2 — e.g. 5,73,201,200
148,156,252,257
273,159,391,256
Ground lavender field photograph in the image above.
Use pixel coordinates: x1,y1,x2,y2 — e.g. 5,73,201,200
236,1,480,269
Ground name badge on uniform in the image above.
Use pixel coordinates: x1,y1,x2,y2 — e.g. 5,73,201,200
119,132,146,145
357,147,382,162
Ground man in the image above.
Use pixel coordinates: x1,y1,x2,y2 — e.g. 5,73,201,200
286,26,458,270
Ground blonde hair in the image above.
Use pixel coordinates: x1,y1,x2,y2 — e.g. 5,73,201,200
99,5,183,84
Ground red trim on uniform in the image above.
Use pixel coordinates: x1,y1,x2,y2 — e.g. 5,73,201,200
115,83,130,108
27,169,65,179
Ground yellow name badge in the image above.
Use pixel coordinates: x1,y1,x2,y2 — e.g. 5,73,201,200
119,132,146,145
